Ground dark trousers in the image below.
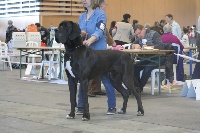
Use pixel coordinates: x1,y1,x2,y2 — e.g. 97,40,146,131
134,57,165,91
115,40,128,45
192,49,200,79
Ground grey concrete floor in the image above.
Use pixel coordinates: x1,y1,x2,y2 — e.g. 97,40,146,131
0,64,200,133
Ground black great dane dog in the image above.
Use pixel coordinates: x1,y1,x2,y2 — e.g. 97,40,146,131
56,20,144,121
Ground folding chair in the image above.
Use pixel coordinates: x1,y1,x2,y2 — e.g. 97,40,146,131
0,42,12,71
25,41,41,75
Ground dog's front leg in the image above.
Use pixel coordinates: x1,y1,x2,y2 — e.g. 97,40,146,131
66,76,77,119
80,79,90,121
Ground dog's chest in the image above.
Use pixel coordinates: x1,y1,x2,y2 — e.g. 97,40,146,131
66,60,75,78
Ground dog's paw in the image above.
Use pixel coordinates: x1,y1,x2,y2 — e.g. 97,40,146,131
118,109,126,114
82,113,90,121
66,114,75,119
137,111,144,116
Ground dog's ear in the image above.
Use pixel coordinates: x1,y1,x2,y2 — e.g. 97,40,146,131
69,22,81,40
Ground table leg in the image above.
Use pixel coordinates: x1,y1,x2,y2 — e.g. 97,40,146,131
20,49,22,79
189,49,193,76
158,55,161,95
59,51,62,79
42,50,44,78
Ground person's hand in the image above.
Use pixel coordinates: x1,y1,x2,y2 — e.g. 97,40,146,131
112,41,117,47
83,39,93,46
142,44,147,48
83,36,96,46
81,30,87,38
132,44,141,49
112,45,124,50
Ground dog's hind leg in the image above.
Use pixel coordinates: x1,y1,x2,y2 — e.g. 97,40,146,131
123,75,144,116
109,72,129,114
66,77,78,119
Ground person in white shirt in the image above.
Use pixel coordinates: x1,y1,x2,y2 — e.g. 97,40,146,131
180,27,190,53
165,14,182,39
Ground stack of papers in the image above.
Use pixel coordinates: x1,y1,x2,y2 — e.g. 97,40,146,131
143,47,154,50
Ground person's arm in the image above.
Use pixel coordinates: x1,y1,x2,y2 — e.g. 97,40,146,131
83,36,96,46
42,28,50,41
106,28,115,46
45,28,50,38
132,38,139,44
180,35,187,43
130,27,135,42
177,39,184,50
131,39,141,49
176,24,182,39
152,32,164,49
112,23,117,37
84,13,106,46
92,13,106,40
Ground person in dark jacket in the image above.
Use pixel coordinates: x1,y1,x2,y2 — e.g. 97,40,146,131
151,21,163,35
109,21,116,37
5,20,17,43
35,23,50,60
192,51,200,79
131,24,166,92
132,19,138,30
192,37,200,79
35,23,50,45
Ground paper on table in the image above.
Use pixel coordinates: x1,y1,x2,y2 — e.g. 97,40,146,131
143,47,154,50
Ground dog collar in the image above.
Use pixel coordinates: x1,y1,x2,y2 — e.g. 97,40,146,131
68,45,84,60
68,45,84,51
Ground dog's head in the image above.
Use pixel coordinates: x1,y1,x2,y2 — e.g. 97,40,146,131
56,20,81,44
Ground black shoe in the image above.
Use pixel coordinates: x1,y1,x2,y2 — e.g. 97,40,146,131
94,91,106,95
107,108,116,115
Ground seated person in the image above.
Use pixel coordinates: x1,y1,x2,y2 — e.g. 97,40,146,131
161,24,184,81
131,24,165,92
161,24,184,50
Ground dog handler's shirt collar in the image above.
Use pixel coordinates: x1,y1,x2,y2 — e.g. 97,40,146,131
78,7,107,50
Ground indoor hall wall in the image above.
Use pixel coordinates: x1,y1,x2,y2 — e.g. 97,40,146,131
40,16,79,29
0,0,199,41
38,0,200,30
0,16,39,42
106,0,196,29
